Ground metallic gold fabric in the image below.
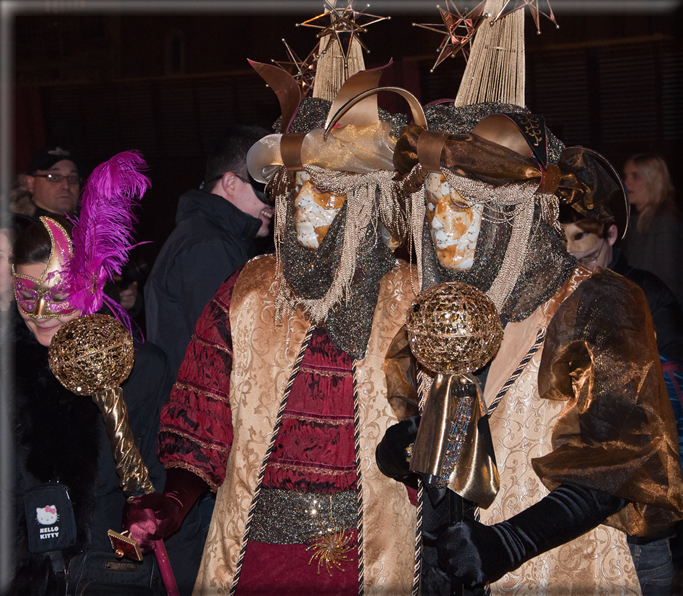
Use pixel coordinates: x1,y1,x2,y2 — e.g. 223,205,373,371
481,267,641,594
91,387,154,496
193,256,417,595
537,267,683,536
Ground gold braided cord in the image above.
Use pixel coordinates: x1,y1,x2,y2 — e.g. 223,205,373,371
272,165,400,326
455,0,525,108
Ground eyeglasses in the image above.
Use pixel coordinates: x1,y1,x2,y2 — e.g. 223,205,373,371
33,173,80,186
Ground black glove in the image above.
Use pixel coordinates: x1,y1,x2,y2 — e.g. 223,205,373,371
436,483,627,588
375,415,420,486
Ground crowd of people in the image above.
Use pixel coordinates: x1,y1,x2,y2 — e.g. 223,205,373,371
4,8,683,596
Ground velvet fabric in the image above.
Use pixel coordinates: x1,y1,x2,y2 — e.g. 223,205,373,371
436,484,627,588
160,255,417,595
234,536,358,596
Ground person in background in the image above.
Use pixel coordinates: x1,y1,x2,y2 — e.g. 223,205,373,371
559,204,683,595
0,227,14,313
622,154,683,305
16,147,82,219
8,215,203,596
144,124,273,380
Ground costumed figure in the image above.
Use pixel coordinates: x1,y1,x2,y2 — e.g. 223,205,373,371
9,152,203,596
123,8,421,595
374,1,683,594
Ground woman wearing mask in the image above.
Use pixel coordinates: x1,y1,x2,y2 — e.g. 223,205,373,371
9,152,202,596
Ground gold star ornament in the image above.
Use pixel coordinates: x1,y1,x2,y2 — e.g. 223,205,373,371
490,0,559,34
414,0,489,72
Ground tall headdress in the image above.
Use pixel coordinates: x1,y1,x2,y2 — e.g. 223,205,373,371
246,5,413,359
392,0,626,320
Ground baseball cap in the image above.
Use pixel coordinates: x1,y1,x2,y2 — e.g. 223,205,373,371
28,146,83,176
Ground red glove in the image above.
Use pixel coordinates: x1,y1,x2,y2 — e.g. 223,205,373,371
122,468,209,552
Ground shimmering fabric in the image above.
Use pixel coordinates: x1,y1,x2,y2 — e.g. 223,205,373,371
421,102,564,165
249,489,357,545
282,197,396,359
537,267,683,536
481,267,642,595
193,255,417,595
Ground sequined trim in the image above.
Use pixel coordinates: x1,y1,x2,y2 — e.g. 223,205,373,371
249,488,357,545
282,411,353,426
267,461,355,476
299,364,352,378
163,461,219,492
173,381,229,403
436,394,473,487
192,334,233,357
159,427,231,454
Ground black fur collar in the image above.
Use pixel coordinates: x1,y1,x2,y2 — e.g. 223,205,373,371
11,314,103,594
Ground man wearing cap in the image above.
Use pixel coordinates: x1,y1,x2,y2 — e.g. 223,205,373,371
144,124,273,380
22,146,82,218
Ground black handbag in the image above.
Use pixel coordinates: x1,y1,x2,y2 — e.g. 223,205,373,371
66,549,166,596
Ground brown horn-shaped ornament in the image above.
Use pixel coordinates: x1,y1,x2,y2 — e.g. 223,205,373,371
324,60,392,130
249,60,302,134
324,86,427,140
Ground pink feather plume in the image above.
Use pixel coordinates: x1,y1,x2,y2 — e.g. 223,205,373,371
66,150,150,324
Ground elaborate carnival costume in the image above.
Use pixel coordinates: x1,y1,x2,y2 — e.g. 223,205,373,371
375,1,683,594
129,12,418,595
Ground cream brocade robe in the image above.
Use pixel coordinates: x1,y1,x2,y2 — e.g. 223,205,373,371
193,256,417,595
479,268,641,595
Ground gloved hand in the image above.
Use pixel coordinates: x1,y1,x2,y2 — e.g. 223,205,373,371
436,483,627,587
375,415,420,484
122,468,209,552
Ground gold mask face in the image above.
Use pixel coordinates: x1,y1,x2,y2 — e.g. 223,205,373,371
425,173,483,271
293,171,346,250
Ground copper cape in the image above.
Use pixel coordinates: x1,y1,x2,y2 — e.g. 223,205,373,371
194,255,417,595
393,123,623,216
387,266,683,535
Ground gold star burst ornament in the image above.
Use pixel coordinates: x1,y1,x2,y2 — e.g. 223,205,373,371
299,1,389,65
414,0,489,71
490,0,559,34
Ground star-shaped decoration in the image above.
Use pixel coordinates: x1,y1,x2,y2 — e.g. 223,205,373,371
298,1,390,66
272,38,318,97
414,0,489,72
490,0,559,35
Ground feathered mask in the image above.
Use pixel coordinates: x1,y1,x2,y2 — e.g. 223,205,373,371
65,150,150,328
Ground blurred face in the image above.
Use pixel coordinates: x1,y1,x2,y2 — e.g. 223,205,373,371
561,222,617,270
229,174,274,238
293,171,346,250
0,231,12,306
14,262,80,346
425,173,482,270
623,161,649,213
25,160,81,215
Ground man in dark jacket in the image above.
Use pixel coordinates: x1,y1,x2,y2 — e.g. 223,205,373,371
145,125,273,379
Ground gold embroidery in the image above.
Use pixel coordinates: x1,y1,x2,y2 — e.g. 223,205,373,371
299,364,352,378
282,412,353,426
192,334,233,357
268,462,354,476
173,382,230,404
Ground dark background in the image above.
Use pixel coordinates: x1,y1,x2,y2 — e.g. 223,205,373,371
10,0,683,265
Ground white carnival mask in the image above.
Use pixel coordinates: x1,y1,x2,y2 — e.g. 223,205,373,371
425,172,483,270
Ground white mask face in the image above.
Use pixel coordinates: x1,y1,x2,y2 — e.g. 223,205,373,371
293,171,346,250
425,173,483,270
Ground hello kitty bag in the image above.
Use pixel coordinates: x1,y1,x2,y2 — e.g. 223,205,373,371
24,482,77,554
